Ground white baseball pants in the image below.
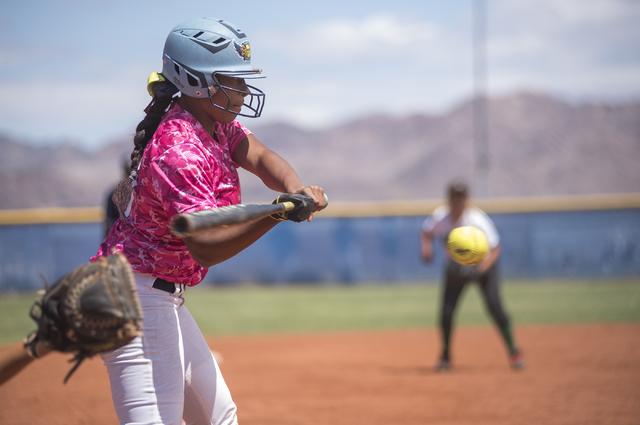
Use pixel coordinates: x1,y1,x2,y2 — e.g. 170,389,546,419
101,272,238,425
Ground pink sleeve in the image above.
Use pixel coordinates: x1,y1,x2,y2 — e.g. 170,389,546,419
226,120,252,155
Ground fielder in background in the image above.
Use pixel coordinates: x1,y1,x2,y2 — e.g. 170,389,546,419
420,180,525,371
92,18,326,425
103,159,130,238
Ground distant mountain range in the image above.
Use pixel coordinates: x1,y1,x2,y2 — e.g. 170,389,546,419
1,92,639,210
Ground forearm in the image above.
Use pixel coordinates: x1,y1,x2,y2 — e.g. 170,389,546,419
0,340,51,386
184,216,279,268
478,245,501,274
243,147,327,215
232,134,326,221
234,134,306,194
0,343,34,386
421,232,434,262
251,149,305,194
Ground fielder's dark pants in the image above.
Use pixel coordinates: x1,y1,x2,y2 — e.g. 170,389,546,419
439,260,511,358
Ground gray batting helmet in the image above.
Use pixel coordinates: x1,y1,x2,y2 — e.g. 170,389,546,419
162,18,265,117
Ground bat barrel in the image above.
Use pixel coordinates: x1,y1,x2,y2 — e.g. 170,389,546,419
170,202,295,237
171,215,197,238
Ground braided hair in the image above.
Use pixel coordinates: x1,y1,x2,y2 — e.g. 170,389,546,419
112,78,179,218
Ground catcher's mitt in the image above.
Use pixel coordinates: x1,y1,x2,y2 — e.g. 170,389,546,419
24,251,142,383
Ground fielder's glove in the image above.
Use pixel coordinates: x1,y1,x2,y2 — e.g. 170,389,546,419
24,251,142,383
270,193,315,223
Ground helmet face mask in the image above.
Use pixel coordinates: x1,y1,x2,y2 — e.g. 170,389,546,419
209,73,265,118
162,18,265,118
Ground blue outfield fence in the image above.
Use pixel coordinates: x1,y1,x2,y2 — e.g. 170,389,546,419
209,209,640,284
1,196,639,290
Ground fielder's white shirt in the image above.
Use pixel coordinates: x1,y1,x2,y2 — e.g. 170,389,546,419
422,205,500,260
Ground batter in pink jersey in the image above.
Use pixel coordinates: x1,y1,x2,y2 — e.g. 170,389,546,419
95,102,250,285
94,18,327,425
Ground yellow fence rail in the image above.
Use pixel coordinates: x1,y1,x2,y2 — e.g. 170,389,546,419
0,207,104,225
321,193,640,218
0,193,638,225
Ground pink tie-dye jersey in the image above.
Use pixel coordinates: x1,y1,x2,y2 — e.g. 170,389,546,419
93,103,251,285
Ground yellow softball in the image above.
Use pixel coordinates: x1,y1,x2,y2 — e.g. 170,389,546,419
447,226,489,266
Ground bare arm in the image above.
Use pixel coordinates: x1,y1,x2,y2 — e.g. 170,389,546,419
477,244,501,274
184,217,279,268
233,134,327,215
185,134,327,268
421,230,434,263
234,134,304,193
0,341,52,386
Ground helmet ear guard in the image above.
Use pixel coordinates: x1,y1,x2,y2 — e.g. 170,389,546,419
144,72,179,114
164,56,210,98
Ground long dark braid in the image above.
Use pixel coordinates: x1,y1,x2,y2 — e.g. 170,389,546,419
112,79,178,218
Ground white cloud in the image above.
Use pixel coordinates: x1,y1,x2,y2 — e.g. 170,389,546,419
250,14,470,128
256,2,640,130
246,2,640,130
514,0,639,26
2,1,640,147
0,79,147,148
485,0,640,98
261,14,439,62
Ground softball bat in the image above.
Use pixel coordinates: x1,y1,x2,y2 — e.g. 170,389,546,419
170,202,296,237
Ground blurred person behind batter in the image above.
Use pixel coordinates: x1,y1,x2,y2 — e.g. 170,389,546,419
103,159,130,238
420,180,524,371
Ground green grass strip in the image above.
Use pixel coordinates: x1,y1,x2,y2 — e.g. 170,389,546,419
1,279,638,345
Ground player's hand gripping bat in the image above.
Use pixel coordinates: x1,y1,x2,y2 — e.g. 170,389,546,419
169,193,328,237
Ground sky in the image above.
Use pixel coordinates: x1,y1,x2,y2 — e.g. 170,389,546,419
1,0,639,150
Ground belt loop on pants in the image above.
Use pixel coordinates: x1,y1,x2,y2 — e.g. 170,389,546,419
153,278,186,297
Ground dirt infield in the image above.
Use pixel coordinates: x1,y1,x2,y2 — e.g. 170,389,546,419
1,324,639,425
